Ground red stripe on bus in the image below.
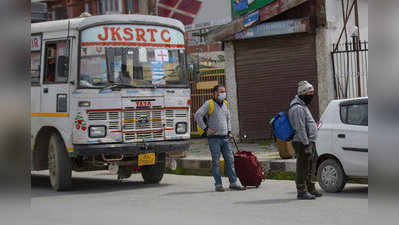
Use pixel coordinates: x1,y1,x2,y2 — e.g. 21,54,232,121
165,107,189,110
123,107,189,111
82,42,185,48
110,130,122,133
86,108,121,113
86,107,189,113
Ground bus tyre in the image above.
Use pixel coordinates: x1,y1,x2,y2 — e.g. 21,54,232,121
48,133,72,191
141,154,166,184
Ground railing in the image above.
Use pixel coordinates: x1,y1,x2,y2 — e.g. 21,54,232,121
189,68,225,135
331,41,368,99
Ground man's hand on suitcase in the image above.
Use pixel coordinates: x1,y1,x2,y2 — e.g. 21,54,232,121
228,133,233,142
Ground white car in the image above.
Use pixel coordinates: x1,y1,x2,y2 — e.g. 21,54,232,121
316,97,368,193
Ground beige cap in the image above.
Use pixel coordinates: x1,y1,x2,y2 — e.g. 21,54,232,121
297,81,314,95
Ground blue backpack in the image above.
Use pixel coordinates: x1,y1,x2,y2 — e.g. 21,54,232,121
270,103,300,141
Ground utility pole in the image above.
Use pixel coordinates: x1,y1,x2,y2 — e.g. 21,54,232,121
354,0,361,97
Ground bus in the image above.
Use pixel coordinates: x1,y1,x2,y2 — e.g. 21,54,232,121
31,15,191,191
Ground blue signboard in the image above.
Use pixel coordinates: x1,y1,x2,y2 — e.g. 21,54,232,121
244,10,259,27
231,0,275,17
235,18,309,40
233,0,248,12
151,61,166,86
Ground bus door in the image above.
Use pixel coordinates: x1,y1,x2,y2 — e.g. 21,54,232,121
31,35,42,117
41,39,70,119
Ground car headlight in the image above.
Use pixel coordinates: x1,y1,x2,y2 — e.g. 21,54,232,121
89,126,106,138
175,122,187,134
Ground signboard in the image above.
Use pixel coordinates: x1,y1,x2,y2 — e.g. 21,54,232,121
196,80,219,90
81,25,185,49
31,35,41,51
139,48,147,62
154,49,169,62
235,18,310,40
185,17,231,31
231,0,276,17
244,10,259,27
233,0,248,12
187,51,225,70
151,61,166,86
259,0,309,22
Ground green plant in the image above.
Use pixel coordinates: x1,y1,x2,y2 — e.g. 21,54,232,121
266,171,296,181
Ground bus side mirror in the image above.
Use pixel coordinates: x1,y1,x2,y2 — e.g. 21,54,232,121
193,63,200,83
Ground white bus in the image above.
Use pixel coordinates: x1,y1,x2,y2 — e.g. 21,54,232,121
31,15,191,191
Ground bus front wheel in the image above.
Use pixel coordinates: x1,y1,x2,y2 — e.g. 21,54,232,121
141,153,166,184
48,133,72,191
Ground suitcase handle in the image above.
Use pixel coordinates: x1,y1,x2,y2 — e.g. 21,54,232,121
232,137,240,153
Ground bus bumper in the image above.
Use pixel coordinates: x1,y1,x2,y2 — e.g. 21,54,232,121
73,140,190,156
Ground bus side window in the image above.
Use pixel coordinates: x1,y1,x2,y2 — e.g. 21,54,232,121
44,41,69,84
31,51,41,86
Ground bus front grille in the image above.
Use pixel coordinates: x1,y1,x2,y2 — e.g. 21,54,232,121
122,109,164,142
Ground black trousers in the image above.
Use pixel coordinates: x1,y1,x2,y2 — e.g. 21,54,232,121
292,142,318,193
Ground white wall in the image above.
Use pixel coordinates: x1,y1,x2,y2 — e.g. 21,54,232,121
325,0,368,100
192,0,231,25
326,0,368,47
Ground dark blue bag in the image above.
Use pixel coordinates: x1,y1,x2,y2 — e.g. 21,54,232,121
270,103,300,141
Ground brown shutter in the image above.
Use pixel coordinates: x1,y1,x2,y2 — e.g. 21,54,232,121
234,34,319,139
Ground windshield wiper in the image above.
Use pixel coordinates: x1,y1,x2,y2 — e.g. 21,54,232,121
100,82,134,91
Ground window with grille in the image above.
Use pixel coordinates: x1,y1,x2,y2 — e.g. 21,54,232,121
98,0,122,14
125,0,135,14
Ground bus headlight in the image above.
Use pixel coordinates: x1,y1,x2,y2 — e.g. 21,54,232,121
175,122,187,134
89,126,106,138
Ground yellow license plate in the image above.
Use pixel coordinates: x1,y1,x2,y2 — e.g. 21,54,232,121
138,153,156,166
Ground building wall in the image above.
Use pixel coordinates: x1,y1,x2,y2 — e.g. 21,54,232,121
219,1,334,139
324,0,368,100
43,0,139,20
224,41,240,139
326,0,368,46
192,0,231,25
316,27,335,115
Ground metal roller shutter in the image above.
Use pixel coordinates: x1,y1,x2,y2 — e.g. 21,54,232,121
235,33,319,139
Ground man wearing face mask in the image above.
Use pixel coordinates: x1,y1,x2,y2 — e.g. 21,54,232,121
288,81,322,200
194,85,245,192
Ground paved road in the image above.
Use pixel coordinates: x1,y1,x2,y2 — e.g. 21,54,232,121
31,171,368,225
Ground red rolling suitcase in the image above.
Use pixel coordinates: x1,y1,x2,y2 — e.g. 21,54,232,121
233,138,266,188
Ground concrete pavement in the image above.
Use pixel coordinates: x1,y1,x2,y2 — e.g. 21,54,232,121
31,171,368,225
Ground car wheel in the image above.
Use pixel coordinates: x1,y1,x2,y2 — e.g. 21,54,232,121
141,153,166,184
48,133,72,191
317,159,346,193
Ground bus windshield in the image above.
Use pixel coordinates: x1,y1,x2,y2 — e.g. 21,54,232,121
79,24,187,88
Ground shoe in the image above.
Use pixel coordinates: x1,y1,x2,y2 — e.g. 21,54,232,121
309,190,323,197
297,192,316,200
229,184,246,191
215,186,225,192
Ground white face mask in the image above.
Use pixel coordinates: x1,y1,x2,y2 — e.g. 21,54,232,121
218,93,226,101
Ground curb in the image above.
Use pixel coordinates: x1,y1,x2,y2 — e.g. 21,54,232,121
166,157,297,179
